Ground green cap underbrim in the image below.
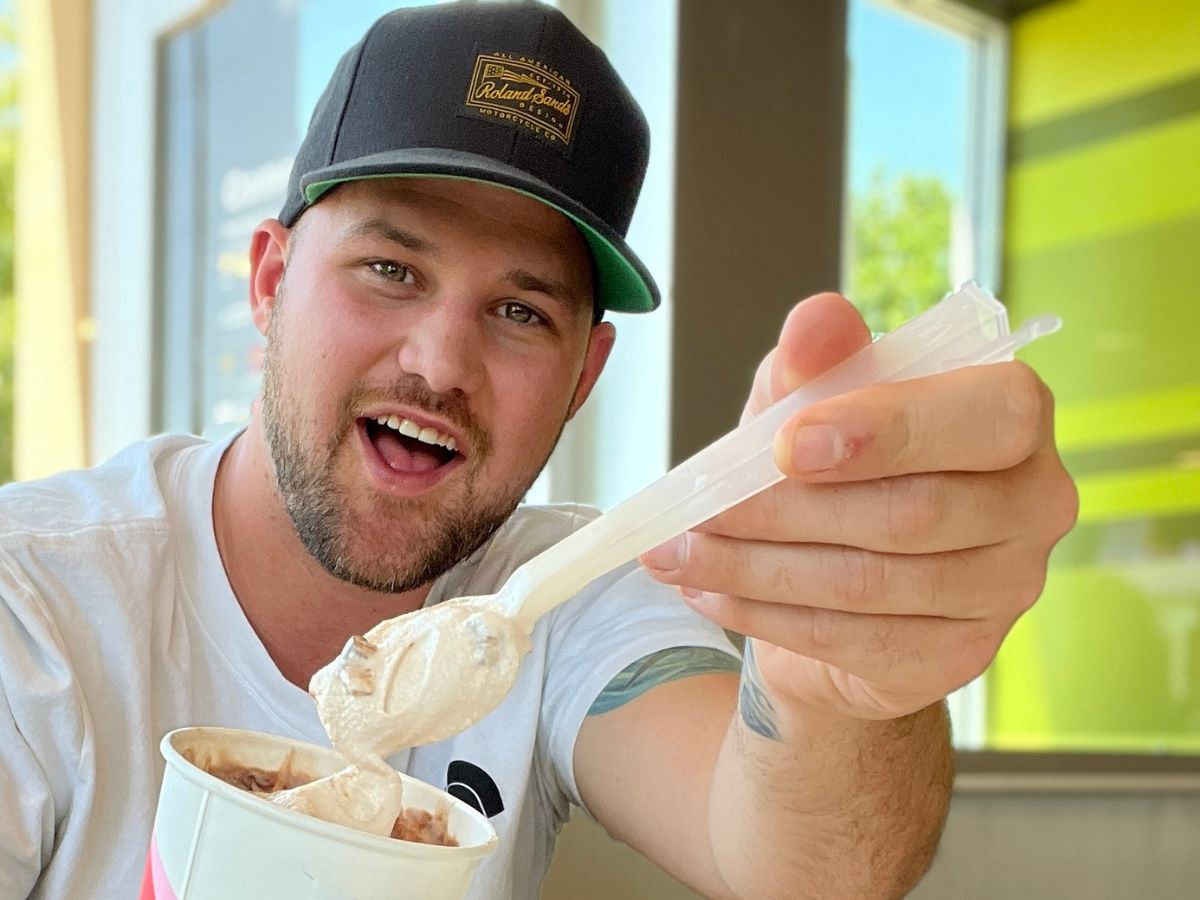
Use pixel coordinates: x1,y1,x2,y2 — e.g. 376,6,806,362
304,174,657,315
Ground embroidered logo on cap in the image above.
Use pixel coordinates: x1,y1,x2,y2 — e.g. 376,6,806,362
464,51,581,149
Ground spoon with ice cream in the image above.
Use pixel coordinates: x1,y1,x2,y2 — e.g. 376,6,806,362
274,286,1060,836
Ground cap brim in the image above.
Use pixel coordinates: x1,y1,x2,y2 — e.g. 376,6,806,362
295,149,660,314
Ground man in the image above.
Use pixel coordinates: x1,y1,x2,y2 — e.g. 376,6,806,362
0,4,1077,899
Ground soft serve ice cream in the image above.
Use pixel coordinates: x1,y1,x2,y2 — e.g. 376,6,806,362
265,596,532,836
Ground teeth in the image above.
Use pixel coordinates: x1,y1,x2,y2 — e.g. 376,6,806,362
370,415,459,453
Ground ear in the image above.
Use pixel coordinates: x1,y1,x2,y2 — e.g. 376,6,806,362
567,321,616,420
249,219,291,336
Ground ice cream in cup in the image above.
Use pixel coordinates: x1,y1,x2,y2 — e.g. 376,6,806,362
140,727,498,900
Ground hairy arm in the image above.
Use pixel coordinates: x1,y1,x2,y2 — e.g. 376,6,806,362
707,641,952,899
575,645,952,900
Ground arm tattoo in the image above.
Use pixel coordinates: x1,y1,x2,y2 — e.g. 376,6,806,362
739,640,782,741
587,646,742,716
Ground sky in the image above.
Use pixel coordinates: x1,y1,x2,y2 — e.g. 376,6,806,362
847,0,970,200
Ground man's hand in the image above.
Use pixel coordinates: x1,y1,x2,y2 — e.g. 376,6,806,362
642,292,1079,724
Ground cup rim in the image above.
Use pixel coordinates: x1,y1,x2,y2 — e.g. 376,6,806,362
161,726,499,860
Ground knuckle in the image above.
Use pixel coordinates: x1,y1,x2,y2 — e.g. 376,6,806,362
953,624,1000,685
1020,458,1079,551
1017,567,1049,614
885,474,945,549
867,617,899,658
806,606,838,651
765,558,801,602
712,538,750,593
996,560,1046,619
996,363,1048,466
1053,468,1081,540
828,546,885,611
995,544,1049,616
714,595,751,634
914,557,949,613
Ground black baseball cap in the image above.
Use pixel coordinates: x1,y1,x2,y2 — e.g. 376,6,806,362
279,2,659,313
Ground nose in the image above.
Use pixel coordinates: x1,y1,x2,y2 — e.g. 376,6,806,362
394,303,486,396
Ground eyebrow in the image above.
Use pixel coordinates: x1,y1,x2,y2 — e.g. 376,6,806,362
505,268,588,315
341,219,440,256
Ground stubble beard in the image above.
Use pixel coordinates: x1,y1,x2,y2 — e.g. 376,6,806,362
259,301,559,594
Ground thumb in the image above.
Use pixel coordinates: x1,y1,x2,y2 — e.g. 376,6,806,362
742,293,873,422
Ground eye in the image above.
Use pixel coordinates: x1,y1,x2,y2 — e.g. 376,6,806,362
497,301,546,327
368,260,417,284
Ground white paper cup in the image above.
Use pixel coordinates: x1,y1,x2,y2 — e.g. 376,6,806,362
139,727,498,900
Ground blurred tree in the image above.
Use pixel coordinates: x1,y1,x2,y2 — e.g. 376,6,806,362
0,6,14,484
848,168,953,334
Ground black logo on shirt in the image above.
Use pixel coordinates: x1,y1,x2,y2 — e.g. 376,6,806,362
447,760,504,819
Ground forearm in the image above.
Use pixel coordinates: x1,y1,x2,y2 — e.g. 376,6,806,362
706,646,953,900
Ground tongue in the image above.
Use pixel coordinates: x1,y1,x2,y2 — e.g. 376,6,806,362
372,428,444,474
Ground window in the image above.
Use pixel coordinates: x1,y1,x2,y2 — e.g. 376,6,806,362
843,0,1008,747
155,0,450,441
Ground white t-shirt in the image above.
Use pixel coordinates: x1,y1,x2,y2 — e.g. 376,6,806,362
0,434,735,900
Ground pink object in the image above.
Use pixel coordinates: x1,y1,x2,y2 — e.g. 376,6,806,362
138,833,179,900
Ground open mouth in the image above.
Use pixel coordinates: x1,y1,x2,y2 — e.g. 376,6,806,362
360,415,462,475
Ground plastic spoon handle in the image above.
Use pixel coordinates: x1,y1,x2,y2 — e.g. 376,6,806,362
947,314,1061,368
501,287,1061,631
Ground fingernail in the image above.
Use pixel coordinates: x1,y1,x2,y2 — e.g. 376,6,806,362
643,534,687,571
679,585,702,600
791,424,844,472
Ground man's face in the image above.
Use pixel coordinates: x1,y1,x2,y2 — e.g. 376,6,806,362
255,178,611,592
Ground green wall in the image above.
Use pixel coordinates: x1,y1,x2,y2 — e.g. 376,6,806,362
989,0,1200,750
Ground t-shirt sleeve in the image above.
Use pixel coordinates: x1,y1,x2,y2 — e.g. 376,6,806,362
536,562,739,815
0,552,83,898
